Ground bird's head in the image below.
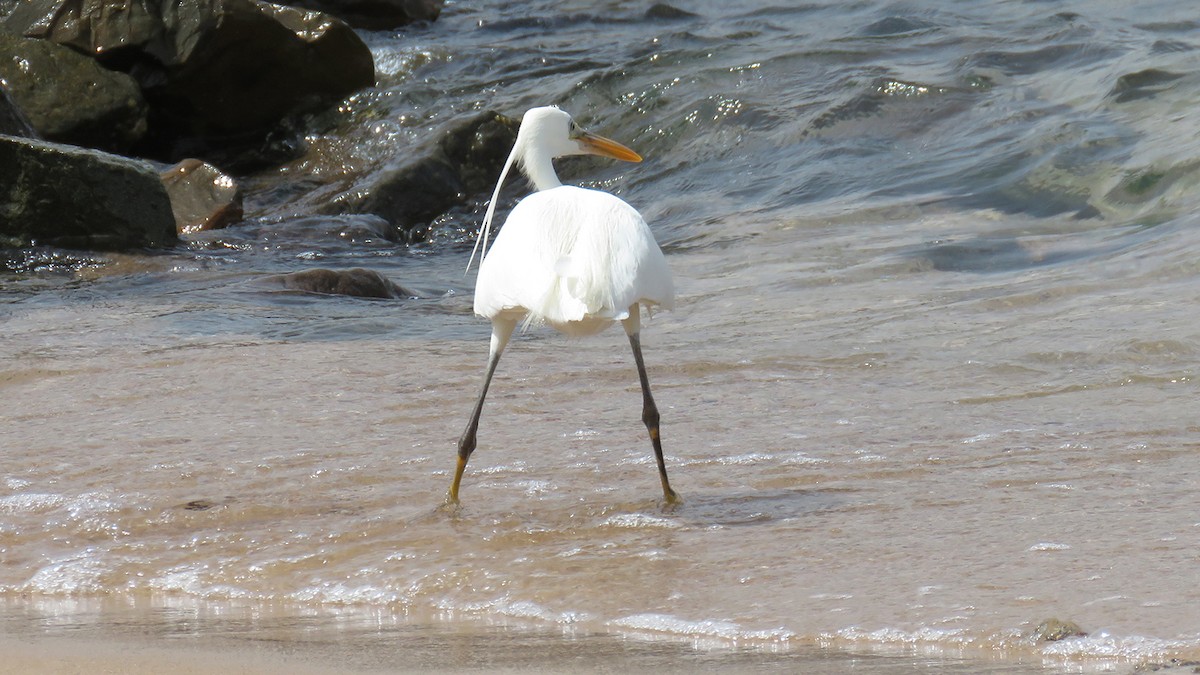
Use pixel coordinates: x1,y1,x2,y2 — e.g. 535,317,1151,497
517,106,642,163
466,106,642,274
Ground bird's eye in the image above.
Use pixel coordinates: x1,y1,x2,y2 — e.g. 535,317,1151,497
568,121,581,137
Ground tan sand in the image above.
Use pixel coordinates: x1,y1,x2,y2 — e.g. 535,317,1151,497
0,635,360,675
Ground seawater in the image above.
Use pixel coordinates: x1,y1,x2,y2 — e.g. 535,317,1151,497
3,0,1200,671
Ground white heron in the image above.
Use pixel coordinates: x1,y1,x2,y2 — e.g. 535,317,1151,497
449,105,678,505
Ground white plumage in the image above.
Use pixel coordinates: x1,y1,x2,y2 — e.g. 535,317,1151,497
475,185,674,336
449,106,680,506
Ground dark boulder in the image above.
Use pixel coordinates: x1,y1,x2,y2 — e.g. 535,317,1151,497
160,159,244,234
352,111,519,240
265,267,413,298
0,31,147,153
0,84,36,138
0,134,177,250
275,0,442,29
4,0,375,160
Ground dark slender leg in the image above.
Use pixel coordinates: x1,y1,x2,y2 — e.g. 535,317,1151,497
448,318,515,504
624,309,681,499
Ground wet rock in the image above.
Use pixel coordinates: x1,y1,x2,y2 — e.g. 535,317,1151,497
439,110,523,195
804,77,973,139
0,134,177,250
276,0,442,29
265,267,414,299
860,16,936,36
1031,618,1086,642
5,0,375,160
1107,68,1184,103
0,31,148,153
353,111,519,240
160,159,244,235
0,84,36,138
645,3,697,20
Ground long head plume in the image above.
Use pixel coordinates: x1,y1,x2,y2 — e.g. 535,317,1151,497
465,138,521,276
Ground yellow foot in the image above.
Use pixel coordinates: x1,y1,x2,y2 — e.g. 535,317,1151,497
439,486,462,513
661,489,682,511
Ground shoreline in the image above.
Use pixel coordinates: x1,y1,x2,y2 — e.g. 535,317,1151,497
0,595,1106,674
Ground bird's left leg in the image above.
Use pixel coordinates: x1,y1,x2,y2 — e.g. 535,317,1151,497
622,306,680,504
449,317,517,504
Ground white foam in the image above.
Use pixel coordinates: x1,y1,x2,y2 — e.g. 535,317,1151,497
287,582,400,605
476,462,528,475
610,613,794,642
713,452,775,465
23,549,108,594
497,600,587,624
0,492,65,513
825,624,1200,666
1028,542,1071,551
600,513,681,529
436,595,587,624
511,479,552,497
823,625,974,650
1040,632,1195,660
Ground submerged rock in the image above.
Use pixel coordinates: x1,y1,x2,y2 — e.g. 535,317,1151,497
0,135,177,250
264,267,414,299
645,3,698,20
1107,68,1184,103
1031,618,1086,642
4,0,375,160
160,159,244,235
275,0,442,29
0,31,147,153
352,111,519,240
804,77,971,138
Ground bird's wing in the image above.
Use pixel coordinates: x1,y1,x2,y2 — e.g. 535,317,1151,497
473,187,673,327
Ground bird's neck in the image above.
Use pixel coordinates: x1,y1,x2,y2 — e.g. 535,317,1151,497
521,152,563,191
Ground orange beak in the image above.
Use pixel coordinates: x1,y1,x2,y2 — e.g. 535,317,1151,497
577,131,643,163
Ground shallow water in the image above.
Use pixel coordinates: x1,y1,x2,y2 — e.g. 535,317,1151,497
3,0,1200,671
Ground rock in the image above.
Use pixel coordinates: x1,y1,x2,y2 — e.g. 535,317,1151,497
1031,618,1086,642
5,0,375,160
275,0,442,29
265,267,413,298
0,134,177,250
645,3,697,20
160,159,244,235
1107,68,1184,103
438,110,523,195
0,31,148,153
353,111,519,240
0,84,36,138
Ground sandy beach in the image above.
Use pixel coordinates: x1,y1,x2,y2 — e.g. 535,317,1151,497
6,2,1200,674
0,593,1072,674
0,606,1057,675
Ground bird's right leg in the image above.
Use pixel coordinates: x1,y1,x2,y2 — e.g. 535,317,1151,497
449,317,516,505
622,307,680,505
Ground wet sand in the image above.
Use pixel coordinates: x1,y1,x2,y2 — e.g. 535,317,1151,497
0,635,350,675
0,602,1058,675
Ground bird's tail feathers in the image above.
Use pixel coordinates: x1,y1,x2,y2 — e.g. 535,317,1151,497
522,255,617,331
